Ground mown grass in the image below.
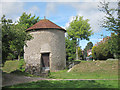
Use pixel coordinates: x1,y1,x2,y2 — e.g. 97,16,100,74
3,59,119,88
2,60,20,73
48,60,118,79
4,80,118,88
2,59,26,73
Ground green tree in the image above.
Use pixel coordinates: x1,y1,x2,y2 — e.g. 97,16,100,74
9,24,32,60
65,37,76,62
67,16,93,60
78,46,83,60
98,1,120,59
98,1,120,34
1,12,40,63
18,12,39,29
16,12,39,60
83,42,93,59
92,37,114,60
92,46,97,60
108,33,119,59
87,42,93,50
1,15,13,63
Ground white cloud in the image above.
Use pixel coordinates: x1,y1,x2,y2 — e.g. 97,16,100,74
65,2,103,32
64,2,118,33
1,2,24,22
26,6,40,15
2,2,24,16
84,11,105,32
1,2,40,23
45,3,56,17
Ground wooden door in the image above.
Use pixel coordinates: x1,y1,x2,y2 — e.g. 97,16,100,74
41,53,49,67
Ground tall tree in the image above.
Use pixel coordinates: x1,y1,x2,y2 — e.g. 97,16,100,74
1,12,40,62
98,1,120,59
108,33,119,59
86,42,93,50
65,37,76,62
78,46,83,60
9,24,32,60
18,12,39,29
67,16,93,60
98,1,120,34
1,15,13,63
15,12,39,60
92,37,114,60
83,42,93,59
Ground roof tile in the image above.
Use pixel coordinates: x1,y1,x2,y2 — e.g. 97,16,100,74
26,19,66,32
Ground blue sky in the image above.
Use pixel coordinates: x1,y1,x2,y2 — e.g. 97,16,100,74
1,0,118,50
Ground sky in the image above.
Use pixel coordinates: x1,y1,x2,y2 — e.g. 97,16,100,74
1,0,118,50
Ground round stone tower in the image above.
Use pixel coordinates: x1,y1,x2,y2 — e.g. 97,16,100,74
24,19,66,75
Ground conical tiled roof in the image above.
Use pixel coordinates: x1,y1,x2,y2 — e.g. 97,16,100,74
26,19,66,32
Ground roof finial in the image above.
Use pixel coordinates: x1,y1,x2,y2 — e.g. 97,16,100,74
44,16,46,19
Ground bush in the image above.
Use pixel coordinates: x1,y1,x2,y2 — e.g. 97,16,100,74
18,59,26,72
92,46,97,60
92,37,114,60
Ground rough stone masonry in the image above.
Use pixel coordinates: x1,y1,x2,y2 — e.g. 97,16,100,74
24,19,66,76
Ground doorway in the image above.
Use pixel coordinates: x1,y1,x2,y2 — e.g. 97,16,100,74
41,53,50,71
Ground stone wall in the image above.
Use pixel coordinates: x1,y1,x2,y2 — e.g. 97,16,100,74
24,29,66,74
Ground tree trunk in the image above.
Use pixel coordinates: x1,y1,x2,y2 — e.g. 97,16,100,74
76,46,78,60
76,39,79,60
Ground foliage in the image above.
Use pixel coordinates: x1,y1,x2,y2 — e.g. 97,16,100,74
92,33,119,60
67,16,93,59
2,59,26,73
107,33,120,59
1,15,14,63
18,59,26,72
78,46,83,59
92,36,114,60
18,12,39,29
98,1,120,59
98,1,120,34
86,42,93,50
1,12,39,62
83,42,93,59
67,16,93,41
4,80,118,88
92,46,97,60
65,37,76,62
9,24,32,60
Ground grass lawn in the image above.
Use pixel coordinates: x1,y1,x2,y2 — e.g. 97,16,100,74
2,59,119,88
48,60,118,79
4,80,118,88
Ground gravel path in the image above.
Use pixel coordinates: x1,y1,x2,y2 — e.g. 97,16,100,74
2,73,118,87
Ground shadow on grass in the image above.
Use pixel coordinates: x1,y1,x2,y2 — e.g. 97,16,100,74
3,80,117,88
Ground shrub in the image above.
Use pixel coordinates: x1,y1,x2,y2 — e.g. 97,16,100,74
92,46,97,60
92,37,114,60
18,59,26,72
